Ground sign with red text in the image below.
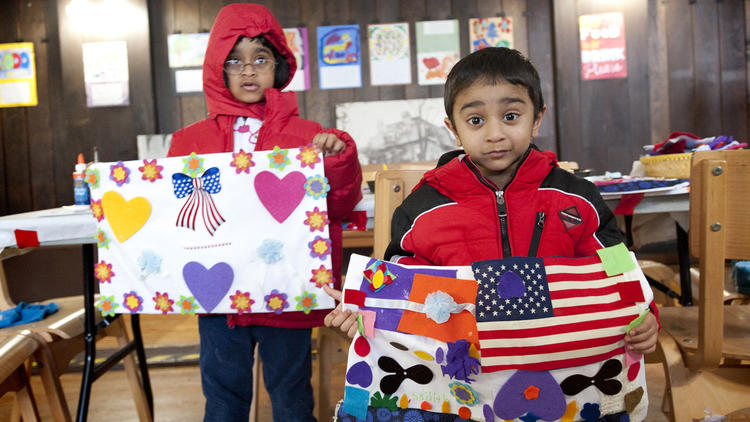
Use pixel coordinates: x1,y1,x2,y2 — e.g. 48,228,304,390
579,12,627,81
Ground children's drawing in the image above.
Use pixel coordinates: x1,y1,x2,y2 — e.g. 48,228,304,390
337,250,652,421
88,147,334,315
317,25,362,89
469,17,513,52
283,27,310,91
368,23,411,86
416,20,460,86
167,33,209,68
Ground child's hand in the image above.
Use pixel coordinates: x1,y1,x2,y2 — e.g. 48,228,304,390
312,133,347,156
323,285,359,338
624,311,658,354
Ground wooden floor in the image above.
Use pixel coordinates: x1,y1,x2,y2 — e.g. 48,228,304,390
0,314,671,422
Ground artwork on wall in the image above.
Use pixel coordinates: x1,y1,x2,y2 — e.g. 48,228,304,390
284,27,310,91
416,20,460,86
0,42,37,108
579,12,627,81
337,251,652,421
87,147,336,315
174,69,203,93
335,98,455,165
368,23,411,86
469,17,513,52
167,33,209,68
317,25,362,89
82,41,130,107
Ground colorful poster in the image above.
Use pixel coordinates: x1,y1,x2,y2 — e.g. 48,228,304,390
337,252,652,421
416,20,460,86
469,17,513,52
317,25,362,89
579,12,627,80
368,23,411,86
0,42,37,107
283,27,310,91
167,33,209,68
82,41,130,107
87,147,335,315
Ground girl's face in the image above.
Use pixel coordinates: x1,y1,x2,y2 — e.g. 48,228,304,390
224,37,277,104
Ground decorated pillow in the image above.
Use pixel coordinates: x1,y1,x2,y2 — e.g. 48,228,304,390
338,246,652,422
87,146,335,315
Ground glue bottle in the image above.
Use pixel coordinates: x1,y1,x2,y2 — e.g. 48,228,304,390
73,153,90,205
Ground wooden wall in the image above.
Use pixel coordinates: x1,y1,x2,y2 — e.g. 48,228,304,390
0,0,748,214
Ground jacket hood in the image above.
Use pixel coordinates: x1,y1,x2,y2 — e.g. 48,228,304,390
203,3,297,118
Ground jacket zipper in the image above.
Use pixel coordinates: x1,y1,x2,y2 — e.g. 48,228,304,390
527,211,546,257
496,191,512,257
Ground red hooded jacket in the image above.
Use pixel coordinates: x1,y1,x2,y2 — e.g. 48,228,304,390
168,4,362,328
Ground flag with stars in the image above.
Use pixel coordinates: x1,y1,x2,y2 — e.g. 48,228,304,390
471,254,647,372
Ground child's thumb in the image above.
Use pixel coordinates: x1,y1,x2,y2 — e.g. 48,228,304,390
323,284,342,301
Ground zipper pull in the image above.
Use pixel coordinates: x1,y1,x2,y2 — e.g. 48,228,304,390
536,211,546,227
496,191,506,216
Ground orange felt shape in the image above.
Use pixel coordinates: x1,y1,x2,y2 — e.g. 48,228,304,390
101,191,152,242
396,274,479,344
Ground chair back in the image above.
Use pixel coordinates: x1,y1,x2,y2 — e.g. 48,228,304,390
688,149,750,366
373,169,429,259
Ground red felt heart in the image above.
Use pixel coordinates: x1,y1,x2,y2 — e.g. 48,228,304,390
254,170,306,223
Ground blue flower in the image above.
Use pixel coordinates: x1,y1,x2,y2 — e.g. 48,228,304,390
137,250,162,279
376,407,391,421
257,239,284,264
580,403,601,422
403,409,424,422
423,290,458,324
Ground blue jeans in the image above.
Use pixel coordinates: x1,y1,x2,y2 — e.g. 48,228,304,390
199,315,316,422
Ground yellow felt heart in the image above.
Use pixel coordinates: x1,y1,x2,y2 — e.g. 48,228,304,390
101,191,152,243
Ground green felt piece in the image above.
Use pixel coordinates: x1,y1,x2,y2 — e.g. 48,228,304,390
357,312,365,337
597,243,636,276
626,309,650,334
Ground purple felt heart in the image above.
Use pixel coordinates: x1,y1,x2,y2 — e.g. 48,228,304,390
493,370,566,421
254,170,307,223
346,361,373,388
183,262,233,312
498,270,526,298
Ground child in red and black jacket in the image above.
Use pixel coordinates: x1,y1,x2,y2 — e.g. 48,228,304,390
325,47,657,355
168,4,361,421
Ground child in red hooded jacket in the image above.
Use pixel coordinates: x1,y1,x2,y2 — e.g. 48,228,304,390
168,4,362,421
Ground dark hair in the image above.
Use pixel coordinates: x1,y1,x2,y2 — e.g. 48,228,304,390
223,36,291,89
444,47,544,124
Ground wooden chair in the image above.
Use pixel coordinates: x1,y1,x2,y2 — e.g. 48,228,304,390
0,250,152,422
0,330,41,421
655,149,750,421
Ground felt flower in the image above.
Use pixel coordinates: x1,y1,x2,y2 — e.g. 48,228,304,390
137,250,162,279
303,207,329,232
153,292,174,314
296,144,321,169
304,175,330,199
423,290,458,324
178,295,199,315
449,381,479,405
97,295,118,317
138,159,163,182
230,290,254,314
123,291,144,313
580,403,601,422
90,199,104,221
85,168,100,189
265,289,289,314
257,239,284,264
370,392,398,411
310,265,333,288
182,152,204,177
95,229,109,249
441,339,481,383
295,291,317,314
109,161,130,186
308,236,331,259
267,146,290,170
363,260,396,292
230,149,254,174
94,261,114,283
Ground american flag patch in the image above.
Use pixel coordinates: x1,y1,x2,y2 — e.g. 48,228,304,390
472,254,645,372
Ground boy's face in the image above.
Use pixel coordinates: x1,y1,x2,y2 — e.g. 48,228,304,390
225,37,276,104
445,79,545,188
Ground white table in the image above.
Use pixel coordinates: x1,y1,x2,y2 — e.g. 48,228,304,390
0,206,152,422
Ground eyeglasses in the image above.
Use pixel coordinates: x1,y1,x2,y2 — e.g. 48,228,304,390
223,57,276,75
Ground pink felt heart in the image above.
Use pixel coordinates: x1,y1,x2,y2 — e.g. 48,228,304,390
254,170,307,223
